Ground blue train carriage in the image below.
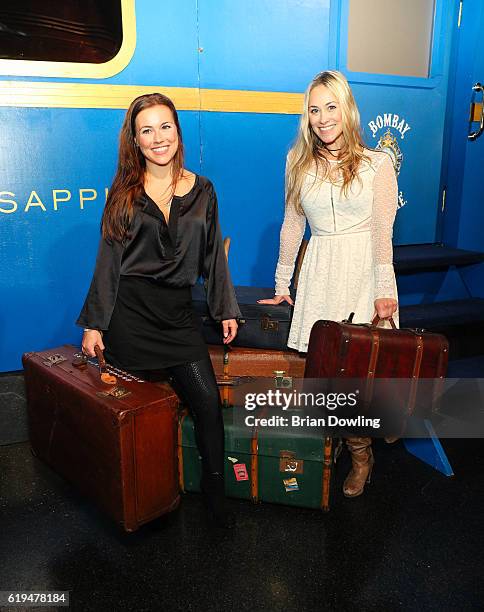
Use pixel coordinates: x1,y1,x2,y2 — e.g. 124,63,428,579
1,0,483,372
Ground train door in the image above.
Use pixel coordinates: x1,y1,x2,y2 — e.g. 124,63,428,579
442,0,484,253
331,0,460,245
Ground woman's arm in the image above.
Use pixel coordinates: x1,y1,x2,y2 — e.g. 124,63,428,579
274,199,307,296
202,184,242,326
258,197,306,305
76,236,124,333
371,153,398,318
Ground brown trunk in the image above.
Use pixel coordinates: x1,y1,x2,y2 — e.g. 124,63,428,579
23,345,180,532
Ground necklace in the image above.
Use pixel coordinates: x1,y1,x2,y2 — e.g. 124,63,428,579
322,145,342,161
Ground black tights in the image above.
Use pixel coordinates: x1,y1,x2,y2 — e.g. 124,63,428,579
165,357,224,476
125,355,224,476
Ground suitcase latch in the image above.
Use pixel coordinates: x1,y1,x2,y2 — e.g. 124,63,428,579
261,316,279,332
97,385,131,399
42,354,67,367
72,353,88,369
273,370,292,389
279,451,304,474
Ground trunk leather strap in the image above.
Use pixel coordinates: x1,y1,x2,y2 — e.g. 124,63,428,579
250,433,259,502
177,413,186,492
407,334,424,415
321,436,332,511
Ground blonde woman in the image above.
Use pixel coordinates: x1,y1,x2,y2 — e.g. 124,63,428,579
259,71,398,497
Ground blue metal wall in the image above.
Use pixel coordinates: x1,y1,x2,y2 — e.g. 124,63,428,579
0,0,464,370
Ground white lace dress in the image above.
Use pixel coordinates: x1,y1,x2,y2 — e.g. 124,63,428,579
275,149,399,352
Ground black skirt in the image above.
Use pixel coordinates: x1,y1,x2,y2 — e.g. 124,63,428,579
103,276,209,371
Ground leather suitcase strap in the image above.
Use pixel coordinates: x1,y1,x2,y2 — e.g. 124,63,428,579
321,436,332,511
250,433,259,502
412,334,424,379
177,413,186,492
338,327,351,373
223,346,230,376
250,403,262,503
436,345,447,378
363,328,380,404
407,333,424,415
220,384,230,406
367,328,381,378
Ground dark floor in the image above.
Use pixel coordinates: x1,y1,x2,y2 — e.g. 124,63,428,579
1,438,484,611
1,362,484,612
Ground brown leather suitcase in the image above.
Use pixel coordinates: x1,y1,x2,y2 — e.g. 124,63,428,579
303,318,449,442
208,344,306,378
22,345,180,532
305,318,449,380
305,318,449,426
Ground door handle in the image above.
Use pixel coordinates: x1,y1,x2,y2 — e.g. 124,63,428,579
469,82,484,141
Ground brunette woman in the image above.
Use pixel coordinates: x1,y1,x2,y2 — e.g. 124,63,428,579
77,93,240,526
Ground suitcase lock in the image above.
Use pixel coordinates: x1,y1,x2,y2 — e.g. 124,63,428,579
96,386,131,399
42,354,67,367
279,450,304,474
273,370,292,389
261,316,279,332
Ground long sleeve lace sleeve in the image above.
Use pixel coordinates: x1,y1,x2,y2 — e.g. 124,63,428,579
275,199,307,295
371,153,398,299
275,156,307,295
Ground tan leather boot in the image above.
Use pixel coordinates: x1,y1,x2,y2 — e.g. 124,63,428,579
343,437,374,498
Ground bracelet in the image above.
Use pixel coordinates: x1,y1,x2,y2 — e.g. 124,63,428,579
83,328,103,337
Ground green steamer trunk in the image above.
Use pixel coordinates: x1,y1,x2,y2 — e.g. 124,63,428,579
178,406,335,510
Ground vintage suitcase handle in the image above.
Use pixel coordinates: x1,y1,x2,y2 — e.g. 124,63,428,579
342,312,355,324
94,345,117,385
371,314,397,329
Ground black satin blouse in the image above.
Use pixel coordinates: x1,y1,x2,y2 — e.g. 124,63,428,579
77,175,241,331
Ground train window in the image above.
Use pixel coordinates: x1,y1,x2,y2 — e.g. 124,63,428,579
0,1,122,64
0,0,135,78
347,0,436,78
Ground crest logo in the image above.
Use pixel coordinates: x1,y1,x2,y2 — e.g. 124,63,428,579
367,113,411,209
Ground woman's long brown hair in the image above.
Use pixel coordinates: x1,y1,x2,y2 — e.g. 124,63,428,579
102,93,185,242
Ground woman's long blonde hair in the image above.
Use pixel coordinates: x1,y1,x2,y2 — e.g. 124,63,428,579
286,70,369,214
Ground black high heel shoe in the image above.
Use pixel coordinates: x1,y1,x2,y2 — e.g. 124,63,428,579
200,473,235,529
